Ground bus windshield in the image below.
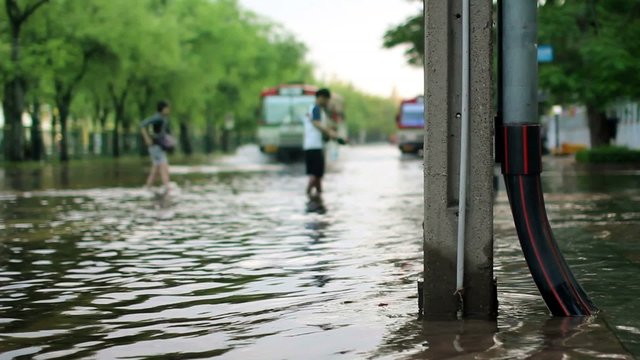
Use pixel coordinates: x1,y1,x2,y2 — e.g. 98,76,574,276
399,103,425,127
263,95,316,125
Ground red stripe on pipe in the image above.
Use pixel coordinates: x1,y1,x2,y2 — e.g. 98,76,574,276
519,176,570,316
523,126,529,174
535,176,592,315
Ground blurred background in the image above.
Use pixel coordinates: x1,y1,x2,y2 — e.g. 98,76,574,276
0,0,425,162
1,1,639,358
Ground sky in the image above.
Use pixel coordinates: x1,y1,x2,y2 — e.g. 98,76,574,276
238,0,424,99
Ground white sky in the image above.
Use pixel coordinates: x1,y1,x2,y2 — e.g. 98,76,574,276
239,0,424,98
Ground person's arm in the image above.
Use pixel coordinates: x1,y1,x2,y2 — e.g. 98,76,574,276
311,106,338,139
140,116,157,146
141,127,153,146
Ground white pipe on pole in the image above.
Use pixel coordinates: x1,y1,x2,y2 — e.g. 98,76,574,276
456,0,471,295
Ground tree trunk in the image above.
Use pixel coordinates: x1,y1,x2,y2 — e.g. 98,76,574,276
29,99,44,161
55,85,73,162
205,120,215,153
108,83,130,158
587,104,611,148
2,79,26,161
179,121,193,155
2,29,26,161
112,104,124,158
59,104,70,162
50,112,58,156
99,109,109,157
3,0,52,161
122,120,131,153
99,110,108,132
222,128,229,153
112,115,120,158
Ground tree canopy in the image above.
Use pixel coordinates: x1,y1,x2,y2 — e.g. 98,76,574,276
0,0,312,160
382,0,423,66
1,0,402,161
384,1,640,147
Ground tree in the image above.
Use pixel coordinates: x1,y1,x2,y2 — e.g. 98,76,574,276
385,1,640,147
27,95,44,160
83,0,161,157
38,0,106,161
1,0,317,161
327,81,397,142
1,0,51,161
382,13,424,66
383,11,424,66
539,0,640,147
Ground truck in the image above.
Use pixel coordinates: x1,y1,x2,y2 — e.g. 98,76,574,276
257,84,345,160
396,96,425,154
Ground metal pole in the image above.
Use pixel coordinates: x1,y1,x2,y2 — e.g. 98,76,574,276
502,0,538,125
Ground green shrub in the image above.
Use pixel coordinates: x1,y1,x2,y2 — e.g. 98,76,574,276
576,146,640,164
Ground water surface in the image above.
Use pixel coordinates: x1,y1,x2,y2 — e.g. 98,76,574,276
0,145,637,359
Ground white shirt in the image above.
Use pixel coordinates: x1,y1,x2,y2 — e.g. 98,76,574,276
303,104,325,150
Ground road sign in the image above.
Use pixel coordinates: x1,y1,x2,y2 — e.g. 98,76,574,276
538,45,553,63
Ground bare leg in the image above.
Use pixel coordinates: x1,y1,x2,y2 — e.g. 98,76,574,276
307,176,316,196
315,176,323,195
160,163,170,192
145,165,158,188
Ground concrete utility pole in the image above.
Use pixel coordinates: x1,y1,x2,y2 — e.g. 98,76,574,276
423,0,495,319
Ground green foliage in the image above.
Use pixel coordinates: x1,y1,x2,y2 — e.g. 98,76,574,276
325,81,397,139
1,0,396,159
382,0,423,66
538,0,640,108
384,1,640,147
539,1,640,146
576,146,640,164
383,13,423,66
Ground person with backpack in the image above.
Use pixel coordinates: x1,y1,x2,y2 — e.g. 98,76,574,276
140,100,175,194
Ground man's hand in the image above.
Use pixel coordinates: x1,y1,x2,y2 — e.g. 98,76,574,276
141,128,152,147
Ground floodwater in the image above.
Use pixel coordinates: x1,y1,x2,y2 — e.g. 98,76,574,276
0,145,638,359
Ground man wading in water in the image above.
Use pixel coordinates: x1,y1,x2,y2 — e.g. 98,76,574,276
141,100,173,194
303,88,339,198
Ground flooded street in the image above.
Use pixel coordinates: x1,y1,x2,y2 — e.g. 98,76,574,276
0,145,638,359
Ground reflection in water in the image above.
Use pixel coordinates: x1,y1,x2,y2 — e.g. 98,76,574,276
305,195,327,215
377,316,633,359
150,189,175,210
59,164,70,188
410,320,497,359
0,145,637,359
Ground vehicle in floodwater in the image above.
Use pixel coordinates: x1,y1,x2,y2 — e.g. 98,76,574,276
257,84,345,160
396,96,425,154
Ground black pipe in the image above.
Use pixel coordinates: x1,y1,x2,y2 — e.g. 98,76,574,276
502,124,598,316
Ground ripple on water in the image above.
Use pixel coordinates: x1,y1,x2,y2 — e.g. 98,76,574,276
0,146,637,359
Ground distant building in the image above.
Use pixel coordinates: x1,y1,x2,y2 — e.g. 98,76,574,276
542,101,640,151
611,101,640,149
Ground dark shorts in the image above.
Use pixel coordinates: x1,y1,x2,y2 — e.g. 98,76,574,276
305,149,325,177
